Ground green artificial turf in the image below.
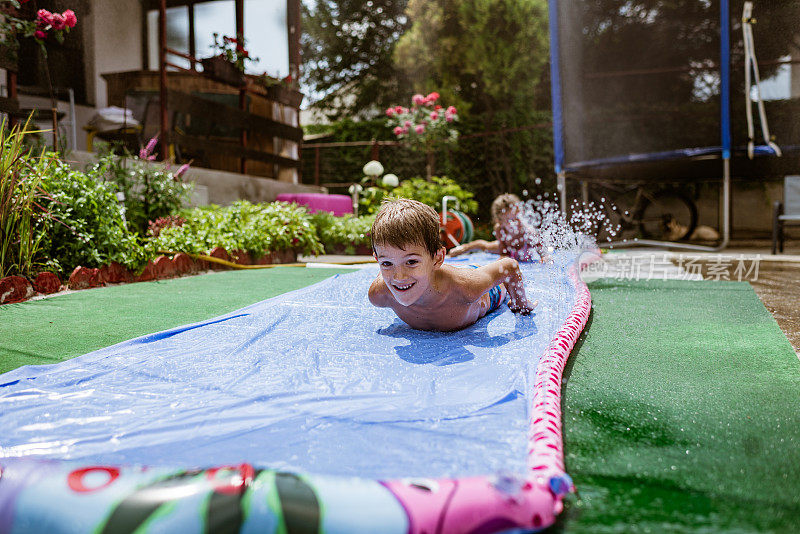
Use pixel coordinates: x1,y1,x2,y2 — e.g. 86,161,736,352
1,270,798,532
0,267,354,374
557,279,800,533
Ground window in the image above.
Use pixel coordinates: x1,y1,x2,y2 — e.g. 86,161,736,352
146,0,289,77
147,6,191,71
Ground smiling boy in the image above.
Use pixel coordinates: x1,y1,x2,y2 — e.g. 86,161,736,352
368,198,536,331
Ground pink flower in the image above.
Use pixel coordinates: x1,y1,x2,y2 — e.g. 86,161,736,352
385,107,395,117
445,116,454,122
412,94,425,106
426,92,440,103
62,10,78,28
393,126,404,136
430,112,439,121
175,163,191,179
446,106,457,115
394,106,403,114
140,136,159,160
402,127,409,134
415,124,425,134
404,120,412,128
37,9,54,26
51,13,66,31
34,30,47,40
435,105,442,110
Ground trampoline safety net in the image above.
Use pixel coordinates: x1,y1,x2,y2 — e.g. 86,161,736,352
550,0,800,176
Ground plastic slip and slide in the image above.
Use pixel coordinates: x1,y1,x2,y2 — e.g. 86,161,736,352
0,251,593,534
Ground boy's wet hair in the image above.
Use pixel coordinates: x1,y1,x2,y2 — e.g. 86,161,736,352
371,198,442,257
491,193,522,224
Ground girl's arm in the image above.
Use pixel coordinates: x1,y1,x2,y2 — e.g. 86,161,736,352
447,239,502,257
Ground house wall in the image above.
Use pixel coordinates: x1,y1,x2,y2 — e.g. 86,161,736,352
87,0,143,108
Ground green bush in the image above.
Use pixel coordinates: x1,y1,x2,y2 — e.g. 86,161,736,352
357,186,393,215
90,151,193,237
148,201,324,258
310,211,375,254
392,176,478,215
31,155,148,275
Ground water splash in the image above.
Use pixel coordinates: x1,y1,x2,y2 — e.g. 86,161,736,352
493,195,611,261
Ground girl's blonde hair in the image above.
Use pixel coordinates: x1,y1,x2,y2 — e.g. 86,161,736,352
490,193,522,223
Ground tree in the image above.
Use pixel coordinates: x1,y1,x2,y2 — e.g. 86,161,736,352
394,0,550,115
301,0,414,120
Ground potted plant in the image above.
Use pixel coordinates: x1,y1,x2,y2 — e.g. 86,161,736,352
201,33,258,87
255,73,304,108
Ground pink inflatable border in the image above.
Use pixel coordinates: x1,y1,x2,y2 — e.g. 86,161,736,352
384,252,597,533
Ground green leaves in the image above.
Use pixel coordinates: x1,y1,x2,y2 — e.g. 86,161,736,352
301,0,414,119
147,201,325,258
0,118,69,278
310,211,374,253
90,152,193,237
31,153,148,275
392,176,478,214
394,0,549,113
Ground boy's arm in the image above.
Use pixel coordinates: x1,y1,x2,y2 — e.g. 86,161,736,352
447,239,501,257
368,276,391,307
464,257,536,314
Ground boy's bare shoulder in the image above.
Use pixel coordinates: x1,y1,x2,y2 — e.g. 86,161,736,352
368,275,391,307
440,264,496,303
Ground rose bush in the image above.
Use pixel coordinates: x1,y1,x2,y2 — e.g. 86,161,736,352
0,1,77,49
386,92,459,151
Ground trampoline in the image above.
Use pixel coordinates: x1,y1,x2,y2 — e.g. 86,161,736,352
548,0,800,250
0,251,595,533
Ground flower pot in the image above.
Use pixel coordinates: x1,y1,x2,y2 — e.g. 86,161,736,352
200,55,245,87
265,84,304,108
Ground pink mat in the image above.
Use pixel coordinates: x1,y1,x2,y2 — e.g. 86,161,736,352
276,193,353,216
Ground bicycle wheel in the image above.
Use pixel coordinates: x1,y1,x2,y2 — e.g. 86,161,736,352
636,190,698,241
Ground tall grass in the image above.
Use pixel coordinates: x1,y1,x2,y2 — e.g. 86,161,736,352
0,117,51,278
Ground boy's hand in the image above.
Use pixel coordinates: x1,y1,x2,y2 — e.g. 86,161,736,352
509,299,538,315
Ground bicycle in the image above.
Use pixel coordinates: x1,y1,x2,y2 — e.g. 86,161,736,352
585,182,699,243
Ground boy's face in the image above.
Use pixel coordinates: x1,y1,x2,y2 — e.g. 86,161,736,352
374,242,444,307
